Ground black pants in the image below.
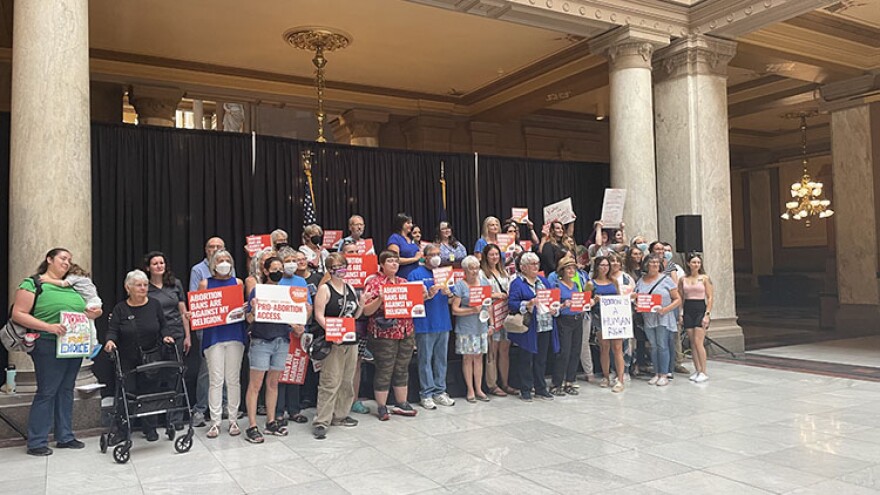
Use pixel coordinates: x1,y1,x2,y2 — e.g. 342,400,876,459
275,383,301,418
553,315,583,387
510,332,552,394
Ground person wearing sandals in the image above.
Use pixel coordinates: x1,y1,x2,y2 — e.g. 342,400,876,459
197,250,247,439
635,254,681,387
480,244,517,397
312,253,363,439
591,256,626,393
679,253,713,383
550,256,588,396
243,256,308,443
507,252,560,402
362,250,419,420
452,255,492,403
407,244,456,410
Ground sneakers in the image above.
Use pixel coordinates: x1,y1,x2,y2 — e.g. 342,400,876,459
313,425,327,440
689,373,699,381
694,373,709,383
362,348,375,362
648,376,660,386
331,416,359,427
599,378,610,388
612,380,625,393
206,423,220,438
144,428,159,442
420,397,437,410
535,390,554,401
390,402,418,417
245,426,264,443
26,447,52,456
191,411,207,427
229,422,241,436
351,401,370,415
56,439,85,449
520,390,533,402
657,377,669,387
264,421,289,436
667,373,674,380
377,406,390,421
433,393,455,407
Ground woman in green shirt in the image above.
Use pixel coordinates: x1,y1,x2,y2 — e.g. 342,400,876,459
11,248,102,456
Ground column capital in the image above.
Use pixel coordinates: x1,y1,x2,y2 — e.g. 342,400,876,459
820,73,880,112
332,108,390,147
652,34,736,83
128,85,183,127
589,26,669,71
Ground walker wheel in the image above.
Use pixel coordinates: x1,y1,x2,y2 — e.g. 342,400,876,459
112,443,131,464
174,435,192,453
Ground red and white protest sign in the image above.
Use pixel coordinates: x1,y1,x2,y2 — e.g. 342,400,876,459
188,285,246,330
511,207,529,224
245,234,272,256
279,338,309,384
468,286,492,307
636,294,663,313
344,254,378,288
382,283,425,318
536,289,561,312
355,238,375,255
451,268,465,285
433,266,453,287
322,230,344,250
253,284,309,325
491,299,509,332
570,291,592,312
496,233,515,253
521,240,532,252
325,317,356,343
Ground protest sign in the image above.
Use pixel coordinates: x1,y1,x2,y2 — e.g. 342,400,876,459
468,286,493,307
343,254,378,288
521,240,532,252
635,294,663,313
570,291,592,312
536,289,561,312
511,207,529,224
278,338,309,384
355,238,375,255
188,285,246,330
600,189,627,227
543,197,576,225
245,235,272,256
382,283,425,318
324,317,356,343
433,266,453,287
57,312,92,358
254,284,309,325
496,233,515,254
322,230,344,250
491,299,509,332
600,295,633,339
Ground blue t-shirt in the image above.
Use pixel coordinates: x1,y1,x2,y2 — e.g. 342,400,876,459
474,238,488,255
278,274,313,305
635,275,678,331
407,266,452,334
554,278,587,317
387,233,420,279
200,277,247,352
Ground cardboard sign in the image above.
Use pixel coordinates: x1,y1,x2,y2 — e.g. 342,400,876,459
496,233,515,253
279,338,309,384
432,266,453,287
511,207,529,224
570,291,592,312
491,299,509,331
343,254,378,288
536,289,561,312
355,238,375,255
188,285,246,330
246,234,272,256
636,293,663,313
325,317,356,343
600,188,627,228
382,283,426,318
467,286,493,307
322,230,344,250
543,197,576,225
253,284,309,325
600,295,633,339
57,312,92,358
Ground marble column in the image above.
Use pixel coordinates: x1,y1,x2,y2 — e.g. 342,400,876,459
589,26,669,240
830,102,880,329
8,0,92,386
192,99,204,130
749,170,774,288
128,85,184,127
331,109,389,147
653,34,744,353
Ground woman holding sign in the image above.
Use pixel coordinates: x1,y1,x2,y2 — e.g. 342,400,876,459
550,257,588,396
634,254,681,387
481,244,516,397
12,248,102,456
591,256,626,393
452,256,492,403
312,253,363,439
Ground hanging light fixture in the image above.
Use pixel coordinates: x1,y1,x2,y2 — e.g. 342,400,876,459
780,112,833,227
284,27,352,143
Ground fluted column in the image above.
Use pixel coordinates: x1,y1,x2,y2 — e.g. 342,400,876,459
589,26,669,240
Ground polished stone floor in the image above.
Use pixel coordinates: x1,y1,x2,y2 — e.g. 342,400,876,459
752,335,880,368
5,359,880,494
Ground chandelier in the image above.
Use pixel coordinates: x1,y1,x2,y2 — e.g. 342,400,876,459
284,27,352,143
780,113,833,227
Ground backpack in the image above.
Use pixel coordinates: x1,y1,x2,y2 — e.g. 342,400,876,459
1,276,43,353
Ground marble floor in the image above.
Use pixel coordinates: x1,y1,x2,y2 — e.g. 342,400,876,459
5,360,880,494
751,336,880,368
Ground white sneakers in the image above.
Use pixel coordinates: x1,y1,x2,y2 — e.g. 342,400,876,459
689,372,699,381
433,393,456,407
420,397,437,410
656,377,669,387
648,376,660,385
694,373,709,383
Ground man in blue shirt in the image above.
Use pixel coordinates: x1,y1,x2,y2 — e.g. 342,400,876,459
407,244,456,410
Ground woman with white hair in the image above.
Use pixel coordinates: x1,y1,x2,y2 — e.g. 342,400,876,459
106,269,175,442
452,255,491,403
300,224,329,274
196,250,247,438
270,229,289,251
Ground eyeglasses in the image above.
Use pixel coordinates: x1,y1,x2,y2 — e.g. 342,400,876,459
329,265,346,270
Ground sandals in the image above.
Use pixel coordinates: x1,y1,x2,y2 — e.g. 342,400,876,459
563,384,579,396
245,426,264,444
502,386,519,396
229,422,241,436
475,394,490,402
488,387,508,397
549,386,567,397
206,423,220,439
466,396,477,403
290,414,308,424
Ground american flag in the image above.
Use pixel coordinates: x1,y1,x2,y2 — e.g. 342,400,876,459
303,172,317,226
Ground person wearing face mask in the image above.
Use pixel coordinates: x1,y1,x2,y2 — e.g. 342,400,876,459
300,224,330,274
270,229,289,252
648,241,689,376
245,247,276,296
292,248,325,409
196,250,247,438
406,244,456,410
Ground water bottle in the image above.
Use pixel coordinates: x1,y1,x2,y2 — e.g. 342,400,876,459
5,365,16,393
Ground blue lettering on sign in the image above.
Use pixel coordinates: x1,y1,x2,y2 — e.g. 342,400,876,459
60,343,90,354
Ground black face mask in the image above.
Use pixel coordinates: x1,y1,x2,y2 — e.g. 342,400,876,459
274,242,288,251
310,235,323,246
267,271,283,282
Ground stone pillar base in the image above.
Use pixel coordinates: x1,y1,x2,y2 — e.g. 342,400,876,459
705,317,745,356
835,304,880,332
0,389,102,443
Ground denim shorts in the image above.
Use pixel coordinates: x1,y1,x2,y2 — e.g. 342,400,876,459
248,337,289,371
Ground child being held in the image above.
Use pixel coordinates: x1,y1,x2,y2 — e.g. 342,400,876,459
42,263,102,358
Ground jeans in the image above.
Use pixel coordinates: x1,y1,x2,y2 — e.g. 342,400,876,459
579,315,594,376
193,332,209,414
415,332,449,398
553,315,582,387
668,330,681,372
275,383,301,418
27,337,82,449
644,326,671,376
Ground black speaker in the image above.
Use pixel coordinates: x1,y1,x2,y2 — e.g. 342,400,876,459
675,215,703,253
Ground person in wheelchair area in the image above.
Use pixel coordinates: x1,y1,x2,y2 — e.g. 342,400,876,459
106,269,175,442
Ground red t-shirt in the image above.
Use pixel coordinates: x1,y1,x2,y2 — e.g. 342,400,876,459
364,273,415,340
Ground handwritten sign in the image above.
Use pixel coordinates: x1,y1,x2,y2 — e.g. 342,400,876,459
511,207,529,224
636,294,663,313
246,234,272,256
322,230,344,250
279,338,309,384
570,291,592,312
600,295,633,339
325,317,356,343
57,312,92,358
468,286,493,307
254,284,309,325
600,188,627,227
188,285,246,330
344,254,378,288
491,300,509,331
543,197,576,225
355,238,375,255
382,283,425,318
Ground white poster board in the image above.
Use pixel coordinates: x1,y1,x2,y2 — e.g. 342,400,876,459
600,295,633,339
253,284,309,325
543,197,576,225
600,188,627,228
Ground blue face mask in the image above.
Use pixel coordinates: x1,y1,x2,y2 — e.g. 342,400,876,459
636,243,649,254
664,251,673,262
